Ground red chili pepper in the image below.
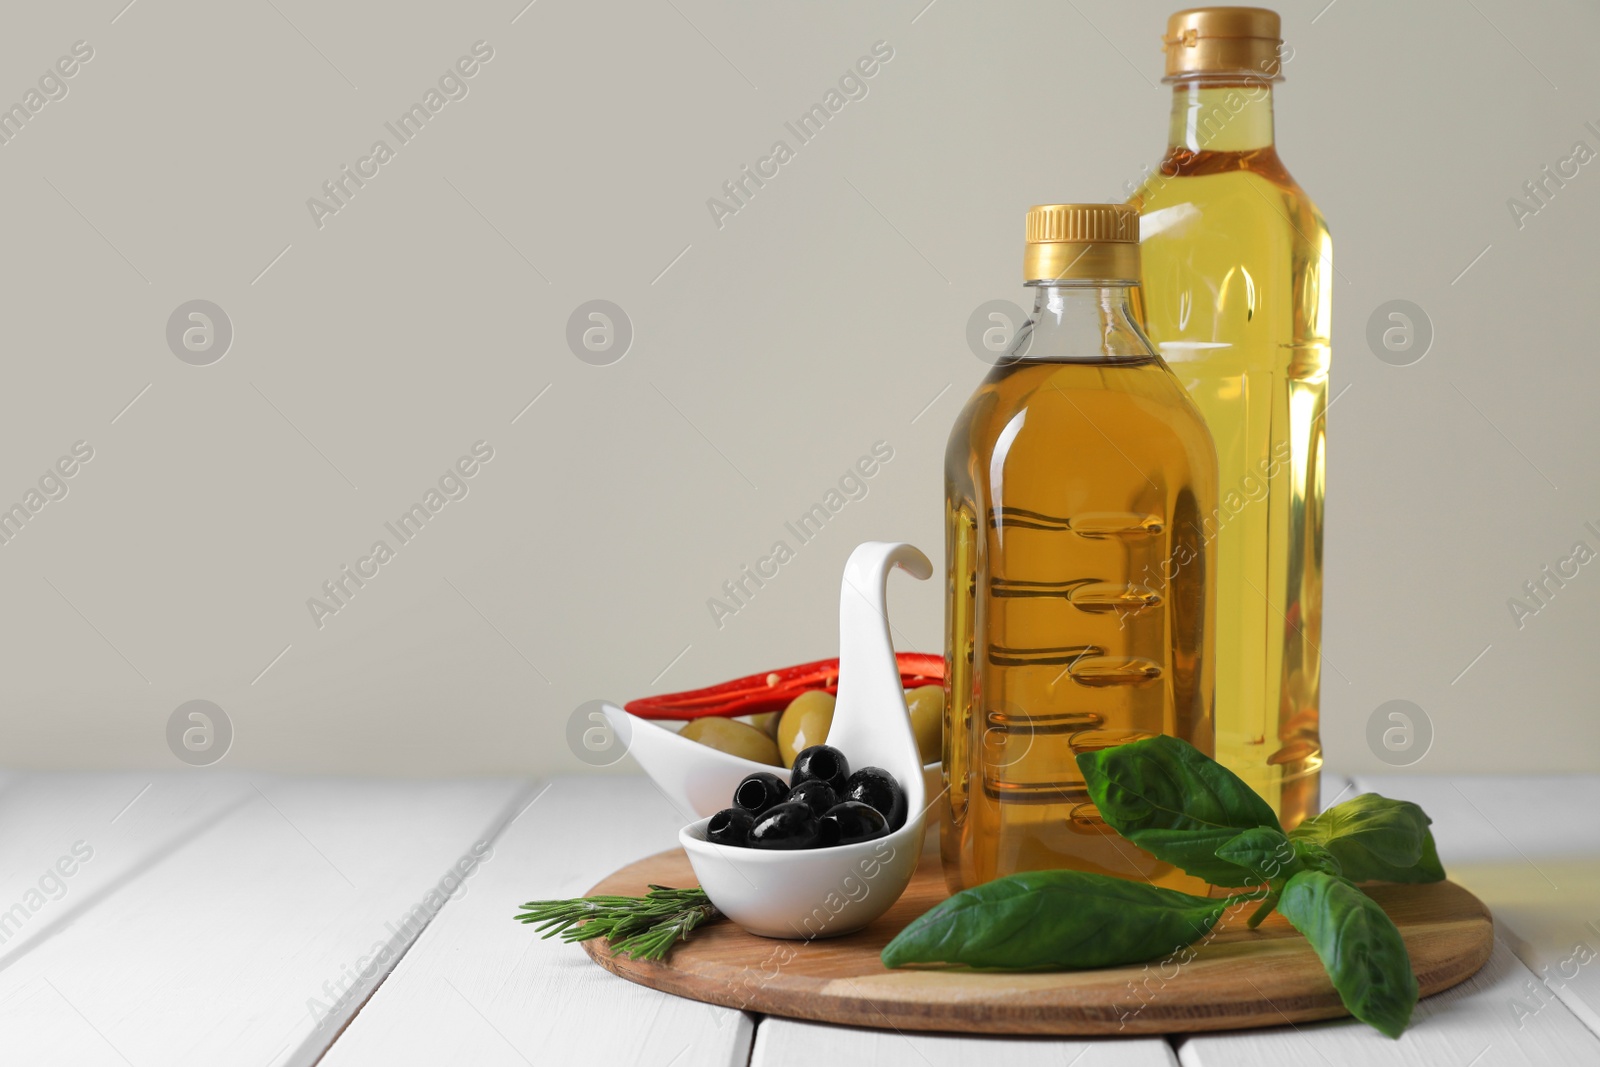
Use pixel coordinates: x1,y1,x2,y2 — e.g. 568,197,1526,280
624,652,944,721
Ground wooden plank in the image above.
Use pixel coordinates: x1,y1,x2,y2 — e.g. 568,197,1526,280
0,772,528,1067
1352,775,1600,1038
0,773,255,963
1180,938,1600,1066
752,1017,1178,1066
319,776,755,1067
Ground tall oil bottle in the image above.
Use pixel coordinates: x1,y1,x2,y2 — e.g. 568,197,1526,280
1128,7,1330,827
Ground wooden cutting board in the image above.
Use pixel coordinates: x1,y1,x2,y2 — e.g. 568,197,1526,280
580,845,1494,1035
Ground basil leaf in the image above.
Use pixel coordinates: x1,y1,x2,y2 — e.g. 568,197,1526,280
1289,794,1445,884
1400,831,1447,883
1277,870,1418,1038
1215,826,1302,886
1076,736,1281,886
1290,837,1344,878
881,869,1232,971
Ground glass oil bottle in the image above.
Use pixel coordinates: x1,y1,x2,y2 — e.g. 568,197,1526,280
1128,7,1329,828
943,204,1217,893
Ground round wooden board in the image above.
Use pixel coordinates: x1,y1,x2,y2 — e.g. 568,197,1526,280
580,845,1494,1036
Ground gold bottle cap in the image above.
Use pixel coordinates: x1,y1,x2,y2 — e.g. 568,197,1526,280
1023,204,1139,284
1163,6,1285,82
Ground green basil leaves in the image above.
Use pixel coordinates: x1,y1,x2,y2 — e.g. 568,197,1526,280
1278,870,1419,1038
1213,825,1300,885
1078,732,1281,887
881,869,1236,971
1289,793,1446,885
882,736,1448,1038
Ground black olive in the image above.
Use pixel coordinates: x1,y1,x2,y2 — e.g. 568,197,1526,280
748,801,822,850
843,766,907,831
706,807,755,847
733,771,790,816
790,744,850,794
786,779,838,817
819,801,889,846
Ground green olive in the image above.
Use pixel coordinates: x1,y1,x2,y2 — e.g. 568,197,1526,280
777,690,835,767
748,711,781,738
678,717,782,766
905,685,944,765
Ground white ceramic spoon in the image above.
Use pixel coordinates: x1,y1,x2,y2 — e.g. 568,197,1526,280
678,541,932,939
596,704,941,824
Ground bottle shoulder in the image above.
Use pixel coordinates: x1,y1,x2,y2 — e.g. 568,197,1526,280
1131,147,1331,241
945,361,1218,499
1129,144,1333,351
948,361,1214,449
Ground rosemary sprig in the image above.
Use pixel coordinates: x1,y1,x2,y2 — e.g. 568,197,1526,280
513,885,719,962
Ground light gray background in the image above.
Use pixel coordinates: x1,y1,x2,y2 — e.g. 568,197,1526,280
1,0,1594,777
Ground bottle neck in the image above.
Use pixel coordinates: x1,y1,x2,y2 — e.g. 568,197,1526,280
1011,282,1155,363
1166,80,1275,153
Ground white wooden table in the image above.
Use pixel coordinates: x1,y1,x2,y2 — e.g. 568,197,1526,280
3,770,1597,1066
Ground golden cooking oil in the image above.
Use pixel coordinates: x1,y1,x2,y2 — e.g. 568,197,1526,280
942,204,1215,894
1127,8,1328,828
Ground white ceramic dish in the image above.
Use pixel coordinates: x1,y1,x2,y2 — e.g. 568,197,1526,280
676,542,933,939
598,701,940,824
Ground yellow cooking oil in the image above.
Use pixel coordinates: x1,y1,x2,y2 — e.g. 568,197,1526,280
1127,8,1329,828
943,204,1215,894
